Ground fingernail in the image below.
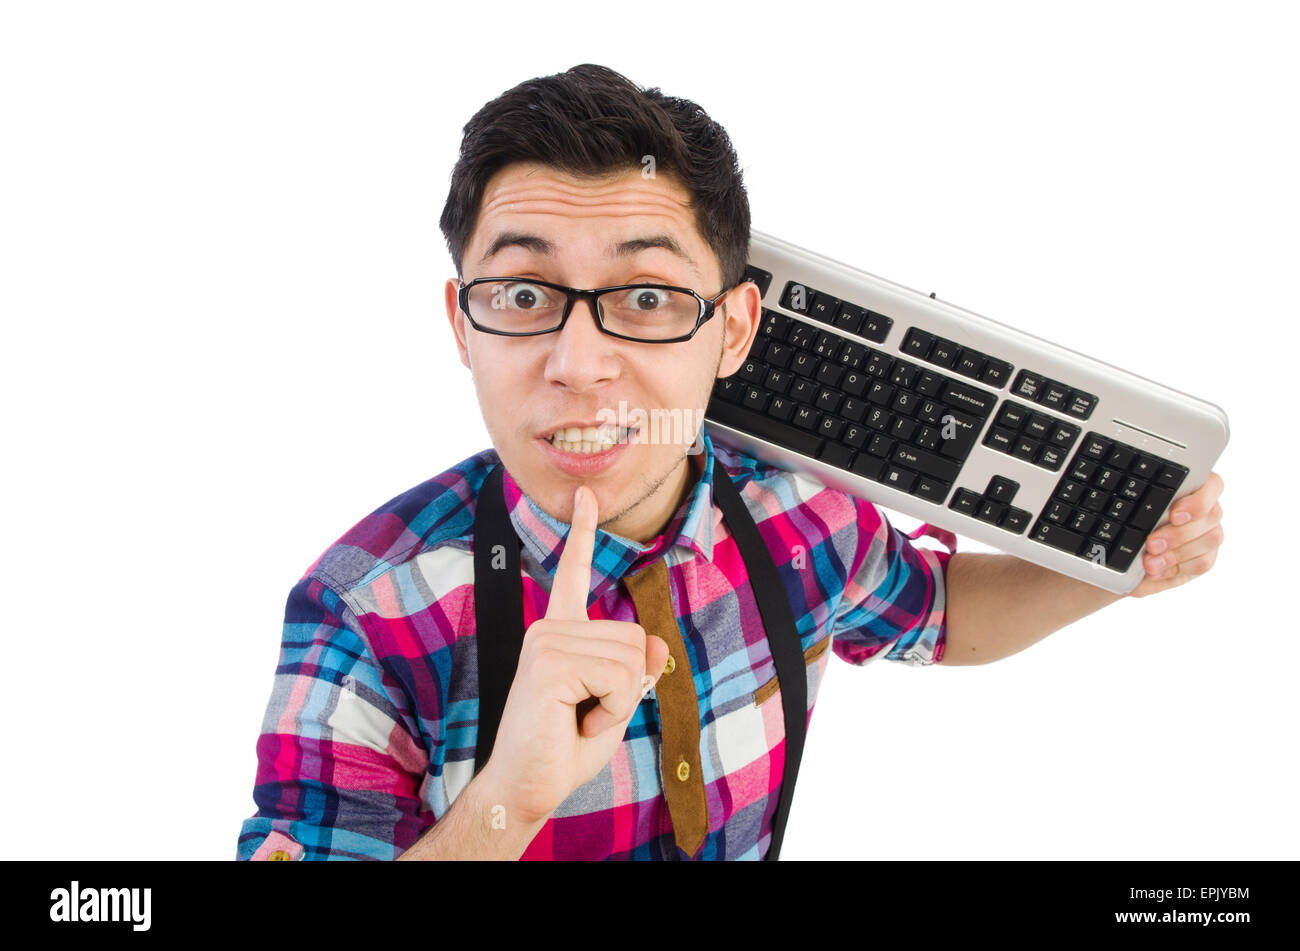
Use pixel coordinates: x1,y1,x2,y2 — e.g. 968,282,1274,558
1173,511,1191,525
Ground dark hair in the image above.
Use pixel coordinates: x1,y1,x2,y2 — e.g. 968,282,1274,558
439,63,750,294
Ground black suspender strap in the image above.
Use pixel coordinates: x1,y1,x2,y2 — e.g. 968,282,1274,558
707,457,806,861
471,458,806,860
472,462,525,778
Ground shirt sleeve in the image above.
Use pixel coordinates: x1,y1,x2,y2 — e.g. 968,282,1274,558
236,573,432,860
829,496,952,667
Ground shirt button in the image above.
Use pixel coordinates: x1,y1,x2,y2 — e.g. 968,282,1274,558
676,758,690,782
267,849,291,861
664,655,676,674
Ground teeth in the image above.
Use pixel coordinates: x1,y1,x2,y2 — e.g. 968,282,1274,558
548,425,634,454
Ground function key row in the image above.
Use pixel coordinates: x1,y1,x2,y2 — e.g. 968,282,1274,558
981,399,1081,472
901,328,1014,389
779,281,892,343
1011,369,1098,421
1027,432,1191,572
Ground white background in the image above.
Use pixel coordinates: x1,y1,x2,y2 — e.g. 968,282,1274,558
2,0,1294,860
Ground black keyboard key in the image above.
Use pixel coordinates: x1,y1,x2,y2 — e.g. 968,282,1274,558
814,388,842,413
984,427,1017,453
1081,434,1113,461
1049,422,1081,448
1129,485,1176,532
882,466,917,493
767,396,795,422
742,386,770,412
892,444,961,483
914,476,950,504
980,359,1014,388
949,488,982,515
818,441,854,469
1037,446,1065,471
915,371,945,398
1024,412,1054,440
815,361,845,388
1107,445,1135,470
1031,520,1087,556
743,264,773,298
1094,466,1122,492
865,351,893,378
838,340,867,369
1013,436,1039,462
977,499,1006,525
781,281,813,313
956,350,987,380
791,352,818,377
903,328,935,360
759,310,792,340
986,476,1019,503
860,311,892,343
787,322,815,351
1055,480,1085,504
1000,507,1031,534
789,378,817,404
818,415,846,441
841,370,869,398
1041,381,1071,410
832,307,863,337
851,453,886,481
707,399,823,456
764,343,793,368
842,424,869,449
1156,463,1189,490
716,377,744,403
1066,391,1097,419
942,380,997,418
809,293,841,324
995,402,1029,431
793,406,821,431
738,359,766,384
1131,455,1161,480
764,368,792,394
929,338,959,369
1012,371,1045,401
1108,528,1147,572
935,408,981,459
868,434,895,457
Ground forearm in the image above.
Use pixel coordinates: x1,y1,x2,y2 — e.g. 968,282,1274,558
939,551,1124,665
397,766,550,860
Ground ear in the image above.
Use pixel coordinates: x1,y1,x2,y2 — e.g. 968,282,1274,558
717,280,763,379
445,278,472,370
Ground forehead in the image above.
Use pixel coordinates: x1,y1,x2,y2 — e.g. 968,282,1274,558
468,161,713,282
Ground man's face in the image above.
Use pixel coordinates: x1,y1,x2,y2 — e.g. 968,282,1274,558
445,161,761,541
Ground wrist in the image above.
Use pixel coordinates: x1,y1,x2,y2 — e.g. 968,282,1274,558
471,761,555,832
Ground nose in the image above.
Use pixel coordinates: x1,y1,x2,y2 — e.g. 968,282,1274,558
542,294,621,393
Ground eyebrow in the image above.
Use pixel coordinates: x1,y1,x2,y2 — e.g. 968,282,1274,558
479,231,700,278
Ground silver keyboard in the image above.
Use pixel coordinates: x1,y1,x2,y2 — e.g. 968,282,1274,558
704,229,1230,594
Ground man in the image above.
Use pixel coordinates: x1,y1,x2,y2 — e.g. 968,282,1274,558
236,63,1225,861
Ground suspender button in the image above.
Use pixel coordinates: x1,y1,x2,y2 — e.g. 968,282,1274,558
676,759,690,782
663,655,675,674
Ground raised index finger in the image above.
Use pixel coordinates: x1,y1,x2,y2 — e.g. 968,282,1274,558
546,484,597,621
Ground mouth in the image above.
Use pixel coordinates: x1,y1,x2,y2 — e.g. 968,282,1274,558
541,423,639,454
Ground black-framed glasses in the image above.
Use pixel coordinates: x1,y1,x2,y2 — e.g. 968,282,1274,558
457,276,740,343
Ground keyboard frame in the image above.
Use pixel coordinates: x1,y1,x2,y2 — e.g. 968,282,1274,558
704,228,1231,595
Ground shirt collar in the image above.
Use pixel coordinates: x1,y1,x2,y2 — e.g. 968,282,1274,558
500,427,719,599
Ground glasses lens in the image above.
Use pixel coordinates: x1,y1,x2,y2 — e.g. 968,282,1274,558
467,280,565,334
597,286,700,340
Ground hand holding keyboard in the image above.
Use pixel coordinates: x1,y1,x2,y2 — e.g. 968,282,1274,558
705,230,1229,594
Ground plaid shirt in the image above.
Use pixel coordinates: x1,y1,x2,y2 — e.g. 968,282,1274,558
237,426,953,860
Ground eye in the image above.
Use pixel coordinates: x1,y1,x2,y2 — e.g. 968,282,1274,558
500,282,554,310
620,287,670,310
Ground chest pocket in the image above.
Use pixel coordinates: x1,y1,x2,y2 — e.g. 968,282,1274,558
754,634,831,707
